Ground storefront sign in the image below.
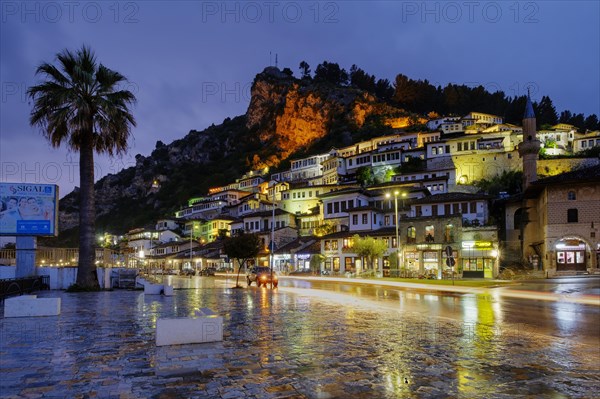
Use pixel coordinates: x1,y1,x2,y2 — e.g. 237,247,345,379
462,241,493,249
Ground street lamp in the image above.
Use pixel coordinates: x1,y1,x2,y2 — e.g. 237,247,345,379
189,222,196,273
386,190,406,277
270,201,276,288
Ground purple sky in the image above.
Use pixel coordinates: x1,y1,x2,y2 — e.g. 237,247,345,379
1,1,599,198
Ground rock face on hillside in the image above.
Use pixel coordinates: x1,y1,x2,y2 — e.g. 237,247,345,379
56,67,402,237
246,67,399,167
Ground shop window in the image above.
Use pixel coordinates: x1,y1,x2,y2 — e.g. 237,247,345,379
407,226,416,243
333,257,340,272
567,209,578,223
345,257,354,272
425,225,435,242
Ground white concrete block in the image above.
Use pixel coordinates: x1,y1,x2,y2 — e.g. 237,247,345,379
144,283,164,295
4,295,61,317
156,309,223,346
163,285,174,296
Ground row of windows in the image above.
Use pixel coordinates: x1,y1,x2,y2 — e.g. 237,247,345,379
372,152,401,163
323,225,456,251
407,225,455,243
478,142,502,150
291,157,321,170
301,221,320,230
351,213,374,225
580,139,600,148
192,202,220,212
442,123,461,131
239,178,262,188
456,142,476,151
426,183,445,192
323,160,338,171
431,145,450,155
415,202,478,217
325,199,360,215
353,155,371,166
244,220,287,231
290,190,321,199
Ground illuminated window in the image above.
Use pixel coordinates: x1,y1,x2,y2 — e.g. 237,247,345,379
425,225,434,242
445,224,454,242
407,226,416,243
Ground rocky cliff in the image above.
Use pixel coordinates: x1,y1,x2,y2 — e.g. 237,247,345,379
54,67,406,243
245,67,401,168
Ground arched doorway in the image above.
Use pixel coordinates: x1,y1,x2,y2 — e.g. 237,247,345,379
555,238,588,271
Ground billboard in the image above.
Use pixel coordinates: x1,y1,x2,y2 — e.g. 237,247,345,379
0,183,59,236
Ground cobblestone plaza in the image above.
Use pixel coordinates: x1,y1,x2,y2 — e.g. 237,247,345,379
1,283,598,398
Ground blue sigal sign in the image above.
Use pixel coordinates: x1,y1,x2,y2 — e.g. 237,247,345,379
16,220,51,234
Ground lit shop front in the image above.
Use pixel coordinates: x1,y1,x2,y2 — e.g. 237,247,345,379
555,238,588,271
459,241,498,278
404,244,445,278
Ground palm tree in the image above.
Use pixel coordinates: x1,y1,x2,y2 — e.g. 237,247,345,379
28,45,136,289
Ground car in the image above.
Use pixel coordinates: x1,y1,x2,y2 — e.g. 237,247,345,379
181,268,196,276
199,267,216,276
247,266,278,288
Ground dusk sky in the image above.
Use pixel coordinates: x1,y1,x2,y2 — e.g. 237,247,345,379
1,1,599,197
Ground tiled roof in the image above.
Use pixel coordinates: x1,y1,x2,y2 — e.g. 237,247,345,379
532,164,600,186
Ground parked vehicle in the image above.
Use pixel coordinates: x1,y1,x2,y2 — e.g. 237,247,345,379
246,266,278,288
199,267,216,276
181,268,196,276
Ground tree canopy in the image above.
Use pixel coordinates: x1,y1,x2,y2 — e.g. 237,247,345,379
28,45,136,289
222,232,262,287
352,235,388,273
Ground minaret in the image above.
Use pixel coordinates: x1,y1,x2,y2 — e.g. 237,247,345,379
518,92,540,190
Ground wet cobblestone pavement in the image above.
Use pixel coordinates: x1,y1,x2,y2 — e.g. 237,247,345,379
1,286,599,398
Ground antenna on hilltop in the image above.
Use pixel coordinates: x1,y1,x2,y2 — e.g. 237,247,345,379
269,51,272,66
275,53,278,68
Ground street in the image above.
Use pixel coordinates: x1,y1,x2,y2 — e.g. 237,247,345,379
2,276,597,398
167,274,600,346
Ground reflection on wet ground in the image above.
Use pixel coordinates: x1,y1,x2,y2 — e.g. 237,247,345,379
1,281,598,398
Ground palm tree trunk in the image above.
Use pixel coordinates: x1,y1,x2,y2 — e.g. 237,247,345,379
76,132,99,288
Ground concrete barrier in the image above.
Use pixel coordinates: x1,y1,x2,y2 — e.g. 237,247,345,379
4,295,61,317
156,307,223,346
143,282,163,295
163,285,174,296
